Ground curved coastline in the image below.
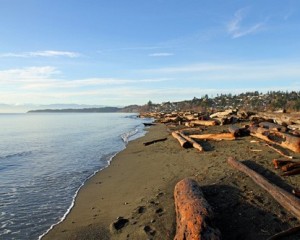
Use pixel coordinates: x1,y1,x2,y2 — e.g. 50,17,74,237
39,123,148,240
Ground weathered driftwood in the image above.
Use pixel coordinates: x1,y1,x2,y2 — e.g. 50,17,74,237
293,189,300,198
250,112,300,125
258,122,287,132
267,226,300,240
174,178,221,240
228,157,300,220
281,162,300,172
282,168,300,177
265,143,293,159
249,126,300,153
190,133,236,141
190,120,217,126
172,131,190,148
209,109,234,118
143,122,156,126
143,137,167,146
272,159,295,169
288,124,300,131
228,125,240,136
179,132,204,152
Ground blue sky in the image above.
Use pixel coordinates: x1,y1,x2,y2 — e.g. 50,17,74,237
0,0,300,107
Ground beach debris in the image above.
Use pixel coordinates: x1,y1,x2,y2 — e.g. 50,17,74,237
143,122,156,126
281,168,300,177
293,189,300,198
172,131,190,148
228,157,300,220
174,178,221,240
265,143,293,159
143,137,167,146
249,126,300,153
228,125,241,136
267,226,300,240
189,132,236,141
288,124,300,131
272,159,295,169
250,112,300,126
281,162,300,172
258,121,287,132
110,217,129,233
178,131,204,152
190,120,217,126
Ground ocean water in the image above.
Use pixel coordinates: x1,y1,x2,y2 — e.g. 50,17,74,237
0,113,150,240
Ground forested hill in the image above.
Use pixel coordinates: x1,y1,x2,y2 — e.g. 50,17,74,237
27,107,121,113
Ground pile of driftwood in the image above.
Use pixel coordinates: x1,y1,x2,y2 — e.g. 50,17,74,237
273,159,300,177
140,109,253,126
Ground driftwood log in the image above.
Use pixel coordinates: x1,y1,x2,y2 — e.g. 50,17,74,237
249,126,300,153
190,133,236,141
228,157,300,220
265,143,293,159
179,132,204,152
143,137,167,146
190,120,217,126
172,131,190,148
250,112,300,125
272,159,295,169
258,122,287,132
282,168,300,177
174,178,221,240
281,162,300,172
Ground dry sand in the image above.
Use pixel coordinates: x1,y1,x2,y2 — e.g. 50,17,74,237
43,123,300,240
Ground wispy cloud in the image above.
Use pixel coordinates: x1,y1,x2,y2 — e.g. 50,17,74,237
148,52,174,57
98,46,173,53
227,8,265,38
0,50,80,58
0,66,171,90
141,61,300,82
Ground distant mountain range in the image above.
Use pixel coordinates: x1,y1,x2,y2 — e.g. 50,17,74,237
28,107,122,113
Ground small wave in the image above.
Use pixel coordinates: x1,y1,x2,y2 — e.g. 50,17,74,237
0,151,32,160
120,128,139,144
38,151,119,240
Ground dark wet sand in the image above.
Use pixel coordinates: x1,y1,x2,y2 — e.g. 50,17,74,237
43,123,300,240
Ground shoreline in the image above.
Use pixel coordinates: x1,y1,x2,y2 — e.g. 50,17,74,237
43,123,300,240
39,122,147,240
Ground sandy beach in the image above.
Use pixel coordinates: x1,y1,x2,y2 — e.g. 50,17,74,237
43,123,300,240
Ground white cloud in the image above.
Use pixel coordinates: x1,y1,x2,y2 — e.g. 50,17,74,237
227,8,264,38
0,66,171,90
142,61,300,82
148,52,174,57
0,50,80,58
0,66,59,83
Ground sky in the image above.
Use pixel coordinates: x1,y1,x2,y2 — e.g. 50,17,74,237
1,0,300,109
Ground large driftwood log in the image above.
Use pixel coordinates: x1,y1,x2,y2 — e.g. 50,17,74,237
249,126,300,153
190,120,217,126
190,133,236,141
172,131,190,148
174,178,221,240
209,109,234,118
179,132,204,152
250,112,300,125
228,157,300,220
258,122,287,132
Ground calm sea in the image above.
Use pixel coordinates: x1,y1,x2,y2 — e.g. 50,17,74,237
0,113,150,240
